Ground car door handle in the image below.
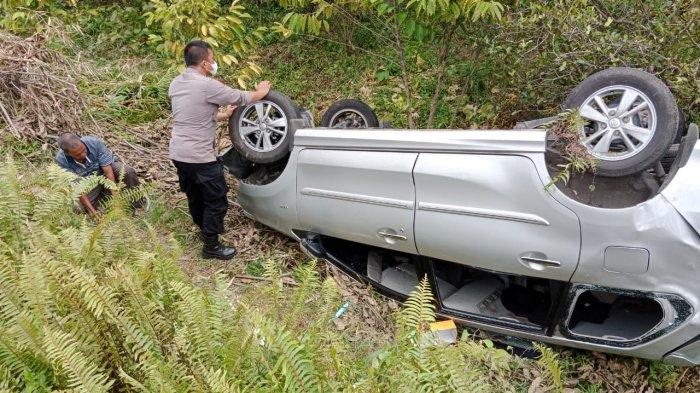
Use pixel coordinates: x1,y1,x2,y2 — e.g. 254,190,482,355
519,256,561,269
377,231,407,241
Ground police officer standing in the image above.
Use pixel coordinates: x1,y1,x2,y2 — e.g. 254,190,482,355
168,40,271,260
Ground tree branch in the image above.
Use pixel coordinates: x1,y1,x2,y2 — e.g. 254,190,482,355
427,23,457,128
389,0,415,128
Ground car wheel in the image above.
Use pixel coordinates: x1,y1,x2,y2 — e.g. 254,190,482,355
229,90,301,164
320,99,379,128
563,68,680,177
674,107,685,144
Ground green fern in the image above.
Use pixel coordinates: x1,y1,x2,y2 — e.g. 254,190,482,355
252,312,322,392
534,342,564,393
43,328,114,392
397,276,436,341
0,156,537,391
0,156,31,249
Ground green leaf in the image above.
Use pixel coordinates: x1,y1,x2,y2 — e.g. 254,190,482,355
376,69,390,81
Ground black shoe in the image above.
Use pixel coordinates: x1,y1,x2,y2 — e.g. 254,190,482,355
202,235,237,260
132,196,150,211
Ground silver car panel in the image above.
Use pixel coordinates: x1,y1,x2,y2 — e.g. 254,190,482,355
664,337,700,366
413,153,580,282
236,149,301,238
293,128,545,153
529,150,700,359
296,149,419,254
661,141,700,236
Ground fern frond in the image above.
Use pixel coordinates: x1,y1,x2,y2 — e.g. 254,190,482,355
397,276,435,341
32,164,76,224
43,328,114,392
71,174,115,202
260,315,322,393
0,327,53,389
284,260,320,327
319,276,341,318
0,155,30,249
169,281,215,364
261,259,284,302
205,367,242,393
534,342,564,393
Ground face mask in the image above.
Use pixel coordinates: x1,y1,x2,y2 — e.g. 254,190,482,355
210,61,218,76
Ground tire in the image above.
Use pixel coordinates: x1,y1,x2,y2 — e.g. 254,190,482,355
660,144,679,174
563,68,679,177
320,99,379,128
229,90,301,164
674,107,685,144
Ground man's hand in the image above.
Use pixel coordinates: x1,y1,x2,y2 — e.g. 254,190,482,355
250,80,272,102
216,105,236,122
101,164,116,195
80,194,102,220
255,80,271,94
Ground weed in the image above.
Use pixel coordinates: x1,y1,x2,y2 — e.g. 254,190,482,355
648,360,679,391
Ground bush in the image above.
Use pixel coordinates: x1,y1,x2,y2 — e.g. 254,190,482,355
476,0,699,126
0,155,546,391
0,0,74,33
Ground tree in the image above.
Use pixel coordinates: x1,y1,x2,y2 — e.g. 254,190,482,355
144,0,265,88
273,0,371,55
273,0,503,128
366,0,504,128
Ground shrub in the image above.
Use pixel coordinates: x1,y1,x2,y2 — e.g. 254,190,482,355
0,0,75,33
0,155,543,391
478,0,699,126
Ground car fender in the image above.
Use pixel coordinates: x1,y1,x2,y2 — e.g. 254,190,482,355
661,127,700,237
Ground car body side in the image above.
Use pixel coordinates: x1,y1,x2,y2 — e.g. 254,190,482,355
232,127,699,365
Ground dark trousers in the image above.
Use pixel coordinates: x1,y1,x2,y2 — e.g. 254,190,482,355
74,160,139,213
172,160,229,237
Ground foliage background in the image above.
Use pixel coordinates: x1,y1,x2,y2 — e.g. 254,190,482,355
1,0,699,391
2,0,696,130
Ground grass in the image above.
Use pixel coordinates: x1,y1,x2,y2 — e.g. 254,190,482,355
648,360,681,391
244,260,265,277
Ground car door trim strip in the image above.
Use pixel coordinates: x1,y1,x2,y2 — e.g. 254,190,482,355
300,188,414,209
417,202,550,226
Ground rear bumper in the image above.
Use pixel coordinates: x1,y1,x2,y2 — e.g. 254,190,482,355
664,335,700,366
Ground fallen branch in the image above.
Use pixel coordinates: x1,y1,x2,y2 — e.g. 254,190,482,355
0,101,20,138
228,274,298,287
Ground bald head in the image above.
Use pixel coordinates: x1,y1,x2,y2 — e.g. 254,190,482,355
58,133,82,151
58,133,87,163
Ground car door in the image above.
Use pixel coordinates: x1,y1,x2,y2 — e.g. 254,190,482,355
297,149,418,254
413,153,580,281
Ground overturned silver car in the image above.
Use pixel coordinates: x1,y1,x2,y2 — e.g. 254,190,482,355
221,68,699,365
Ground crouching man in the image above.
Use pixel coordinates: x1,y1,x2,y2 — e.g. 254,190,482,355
56,133,144,217
168,39,271,260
